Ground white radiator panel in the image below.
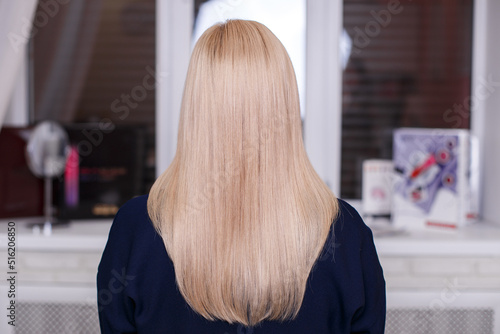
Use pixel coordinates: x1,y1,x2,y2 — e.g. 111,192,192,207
2,285,500,333
0,284,99,334
387,291,500,334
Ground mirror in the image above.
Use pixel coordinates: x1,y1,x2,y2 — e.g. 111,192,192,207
25,121,70,235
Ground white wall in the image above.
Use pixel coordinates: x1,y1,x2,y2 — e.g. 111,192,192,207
478,0,500,223
303,0,343,194
155,0,192,176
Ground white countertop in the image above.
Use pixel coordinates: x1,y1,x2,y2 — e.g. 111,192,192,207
370,220,500,256
1,215,500,256
346,199,500,257
0,217,112,252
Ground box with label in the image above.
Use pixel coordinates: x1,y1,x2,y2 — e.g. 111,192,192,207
392,128,478,230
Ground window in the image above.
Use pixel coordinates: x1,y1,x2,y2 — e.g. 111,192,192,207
340,0,473,198
30,0,156,218
193,0,306,117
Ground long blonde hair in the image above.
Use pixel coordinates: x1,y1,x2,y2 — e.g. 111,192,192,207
148,20,338,327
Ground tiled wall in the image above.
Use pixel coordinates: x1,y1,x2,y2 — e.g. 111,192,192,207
380,255,500,290
0,250,100,286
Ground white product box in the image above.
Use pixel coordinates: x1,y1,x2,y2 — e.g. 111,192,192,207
392,128,478,230
362,159,394,216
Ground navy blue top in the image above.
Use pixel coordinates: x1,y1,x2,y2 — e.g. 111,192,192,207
97,195,386,333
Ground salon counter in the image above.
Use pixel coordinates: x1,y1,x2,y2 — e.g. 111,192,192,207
1,216,500,288
1,216,500,333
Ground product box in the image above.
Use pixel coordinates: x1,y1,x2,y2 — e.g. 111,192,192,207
392,128,478,230
362,159,394,216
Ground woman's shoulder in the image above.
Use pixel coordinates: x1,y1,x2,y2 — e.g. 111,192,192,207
105,194,154,244
335,198,373,241
114,194,150,224
99,194,167,273
117,194,149,217
317,198,374,263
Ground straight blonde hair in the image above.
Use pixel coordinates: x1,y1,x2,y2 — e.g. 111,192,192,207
148,20,338,327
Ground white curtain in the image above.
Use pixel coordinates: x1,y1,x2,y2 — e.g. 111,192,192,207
34,0,102,122
0,0,37,130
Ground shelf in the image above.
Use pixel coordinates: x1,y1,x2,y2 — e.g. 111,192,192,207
0,217,112,252
2,212,500,257
372,221,500,257
345,199,500,257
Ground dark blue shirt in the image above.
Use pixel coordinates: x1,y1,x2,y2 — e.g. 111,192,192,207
97,195,386,333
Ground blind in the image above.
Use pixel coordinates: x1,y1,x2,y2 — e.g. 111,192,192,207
32,0,156,194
